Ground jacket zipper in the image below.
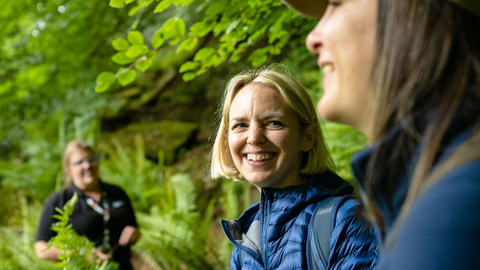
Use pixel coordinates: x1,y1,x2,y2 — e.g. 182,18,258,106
261,191,271,270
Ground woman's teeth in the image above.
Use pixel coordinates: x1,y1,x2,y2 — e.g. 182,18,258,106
247,153,272,161
322,64,333,75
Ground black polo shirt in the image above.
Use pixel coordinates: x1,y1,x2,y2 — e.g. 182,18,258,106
37,181,138,270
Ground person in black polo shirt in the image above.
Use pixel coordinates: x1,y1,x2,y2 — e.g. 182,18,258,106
35,140,140,270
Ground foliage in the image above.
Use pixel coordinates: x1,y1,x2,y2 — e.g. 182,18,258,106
134,173,220,269
0,195,51,270
96,0,317,90
322,122,368,182
101,137,226,269
48,192,119,270
99,135,165,212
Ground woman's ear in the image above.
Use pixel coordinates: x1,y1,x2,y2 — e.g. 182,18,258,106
301,124,316,152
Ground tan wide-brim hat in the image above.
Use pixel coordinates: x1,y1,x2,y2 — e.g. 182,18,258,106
282,0,480,19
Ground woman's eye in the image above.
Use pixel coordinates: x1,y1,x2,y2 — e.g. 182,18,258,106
267,121,283,127
232,123,246,129
328,0,342,6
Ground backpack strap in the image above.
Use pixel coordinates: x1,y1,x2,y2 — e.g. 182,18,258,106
310,196,346,270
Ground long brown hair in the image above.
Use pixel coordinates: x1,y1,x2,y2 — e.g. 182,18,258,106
364,0,480,244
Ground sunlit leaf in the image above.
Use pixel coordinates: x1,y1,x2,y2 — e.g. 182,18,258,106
154,0,174,13
95,83,110,93
225,20,240,34
189,21,213,37
179,61,199,73
117,69,137,86
96,72,115,85
162,18,186,40
152,35,164,49
125,44,143,58
193,47,215,62
128,5,141,16
112,38,130,51
128,30,144,45
182,72,196,81
109,0,125,8
111,52,136,65
135,57,153,72
205,1,227,16
177,36,198,53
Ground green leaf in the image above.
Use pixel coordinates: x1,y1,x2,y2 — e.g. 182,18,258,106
168,36,182,45
51,262,66,268
194,47,216,62
152,35,164,49
205,1,227,16
117,69,137,86
140,45,149,54
154,0,174,13
162,18,186,40
177,36,198,53
225,20,240,34
127,31,144,45
52,214,64,220
179,0,195,4
179,61,199,73
111,52,136,65
109,0,125,8
95,83,110,93
135,57,153,72
125,44,143,58
112,38,130,51
128,5,141,16
189,21,214,37
182,72,196,81
140,0,154,7
96,72,115,85
196,67,208,76
248,47,270,66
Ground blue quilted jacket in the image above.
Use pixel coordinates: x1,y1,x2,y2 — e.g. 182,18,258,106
221,171,378,270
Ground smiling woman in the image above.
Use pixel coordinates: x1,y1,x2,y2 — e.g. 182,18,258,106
35,140,140,270
211,66,378,270
283,0,480,269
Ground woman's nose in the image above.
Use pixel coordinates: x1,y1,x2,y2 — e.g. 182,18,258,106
247,126,266,145
306,20,323,53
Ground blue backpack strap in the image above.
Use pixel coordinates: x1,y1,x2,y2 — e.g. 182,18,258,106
310,196,347,270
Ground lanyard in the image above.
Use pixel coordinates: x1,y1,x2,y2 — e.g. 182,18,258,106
85,190,111,252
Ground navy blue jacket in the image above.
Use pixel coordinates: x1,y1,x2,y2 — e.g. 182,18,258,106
352,127,480,269
221,171,378,270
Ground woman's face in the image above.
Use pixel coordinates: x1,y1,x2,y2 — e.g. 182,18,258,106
306,0,377,136
228,84,313,189
66,148,99,191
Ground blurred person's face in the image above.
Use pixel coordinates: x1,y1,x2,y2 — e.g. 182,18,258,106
228,84,313,189
66,148,99,191
306,0,377,137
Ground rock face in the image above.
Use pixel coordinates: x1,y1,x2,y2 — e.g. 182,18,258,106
99,121,198,164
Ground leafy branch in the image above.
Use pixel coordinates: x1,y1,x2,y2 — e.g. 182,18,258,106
96,0,315,91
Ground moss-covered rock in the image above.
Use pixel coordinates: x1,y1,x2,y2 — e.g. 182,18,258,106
99,121,198,164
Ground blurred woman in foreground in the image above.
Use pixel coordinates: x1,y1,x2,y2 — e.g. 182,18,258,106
283,0,480,268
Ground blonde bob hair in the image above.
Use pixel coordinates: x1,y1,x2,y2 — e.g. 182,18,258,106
211,66,335,181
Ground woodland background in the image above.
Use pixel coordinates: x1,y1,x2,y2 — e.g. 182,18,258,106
0,0,367,269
